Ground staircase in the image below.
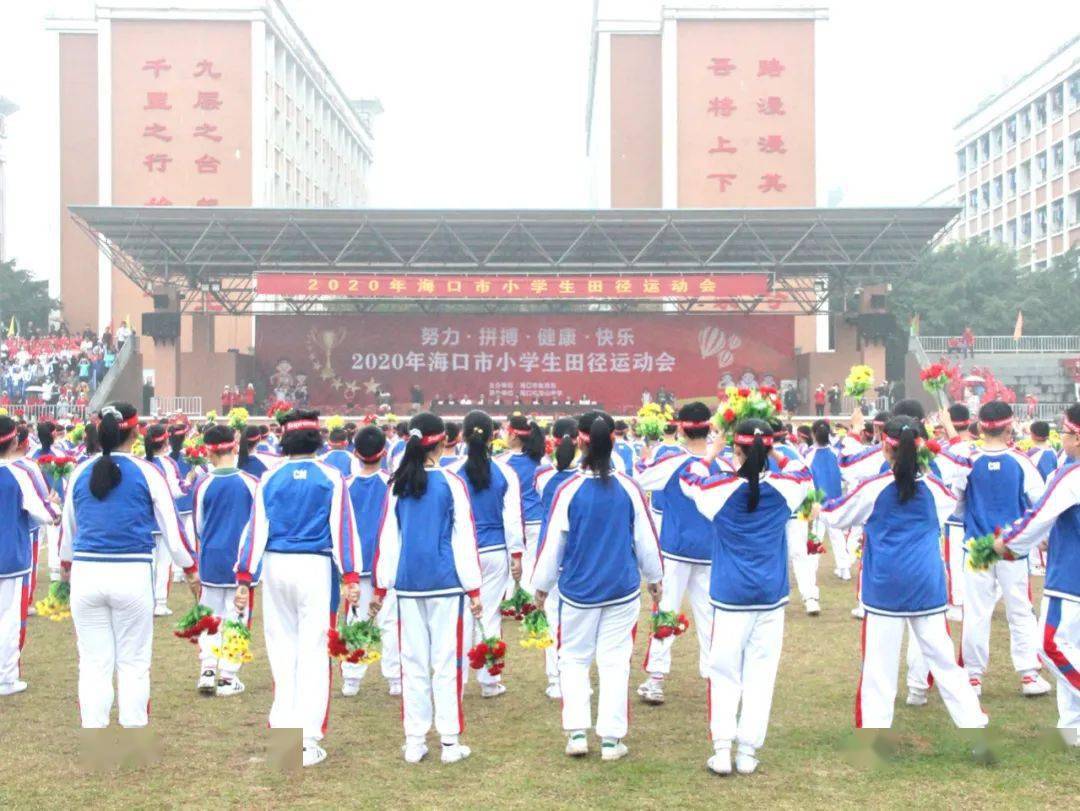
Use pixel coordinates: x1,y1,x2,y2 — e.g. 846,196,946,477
88,336,143,414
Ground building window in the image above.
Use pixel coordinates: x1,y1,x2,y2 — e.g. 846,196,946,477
1052,141,1064,176
979,133,990,161
991,126,1002,156
1035,151,1047,183
981,182,990,207
1034,260,1048,271
1019,107,1031,137
967,141,977,166
1051,199,1064,233
1035,97,1047,127
957,150,966,174
1070,72,1080,110
992,225,1004,244
1005,116,1017,148
1069,191,1080,226
1050,84,1064,119
1007,167,1017,197
1019,160,1031,192
1020,212,1031,243
1035,206,1047,239
992,175,1002,205
968,189,978,213
1071,133,1080,168
1006,219,1017,246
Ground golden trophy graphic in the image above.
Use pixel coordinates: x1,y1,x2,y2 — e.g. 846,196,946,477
309,328,346,380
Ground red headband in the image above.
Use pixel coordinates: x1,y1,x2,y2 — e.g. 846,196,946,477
419,432,445,447
883,435,924,448
284,419,320,433
359,448,387,463
0,429,16,444
328,441,349,449
734,433,773,447
1064,417,1080,435
979,417,1013,430
675,420,712,430
952,419,970,429
577,430,616,444
206,441,237,452
108,414,139,430
509,427,533,437
146,433,168,447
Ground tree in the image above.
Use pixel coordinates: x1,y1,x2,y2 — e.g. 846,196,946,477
0,259,58,335
888,241,1080,336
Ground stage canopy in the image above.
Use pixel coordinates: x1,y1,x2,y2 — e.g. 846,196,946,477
72,206,958,316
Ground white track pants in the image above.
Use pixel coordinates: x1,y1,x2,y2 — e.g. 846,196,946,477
830,526,855,570
45,524,61,582
557,598,638,739
341,578,401,683
399,594,470,743
857,612,987,729
962,558,1040,679
198,585,250,678
788,520,821,602
707,606,784,751
0,576,26,685
1039,596,1080,730
519,523,541,594
261,553,333,744
468,551,509,687
151,533,172,609
70,560,155,728
944,521,965,608
643,558,712,679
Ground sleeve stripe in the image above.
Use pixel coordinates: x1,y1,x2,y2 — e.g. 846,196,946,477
823,471,891,512
1005,464,1079,545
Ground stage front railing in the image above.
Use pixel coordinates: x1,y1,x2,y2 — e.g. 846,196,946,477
5,403,90,422
150,396,204,416
919,335,1080,354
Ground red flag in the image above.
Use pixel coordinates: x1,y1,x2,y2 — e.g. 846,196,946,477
1012,311,1023,341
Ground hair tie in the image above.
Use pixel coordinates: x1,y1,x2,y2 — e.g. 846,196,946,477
409,428,423,439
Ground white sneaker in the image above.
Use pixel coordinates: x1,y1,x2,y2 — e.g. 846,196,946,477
26,604,36,617
1021,673,1052,696
216,677,245,697
735,750,759,774
969,677,982,697
637,679,664,705
0,680,28,696
565,734,589,757
906,687,928,707
481,682,507,699
402,742,428,764
153,604,173,617
835,567,851,581
440,743,471,763
388,679,402,697
197,669,217,695
601,741,628,761
341,678,361,697
946,606,963,622
545,681,562,700
706,748,732,775
850,605,865,619
805,598,821,616
302,744,327,767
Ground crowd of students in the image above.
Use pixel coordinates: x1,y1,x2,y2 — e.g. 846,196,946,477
0,395,1077,774
0,328,125,410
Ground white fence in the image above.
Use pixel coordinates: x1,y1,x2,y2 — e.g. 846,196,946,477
149,396,204,417
919,335,1080,355
4,403,90,422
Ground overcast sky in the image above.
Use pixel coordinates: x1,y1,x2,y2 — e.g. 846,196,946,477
2,0,1079,287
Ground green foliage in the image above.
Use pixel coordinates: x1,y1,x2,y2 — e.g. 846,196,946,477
0,260,57,331
890,242,1080,336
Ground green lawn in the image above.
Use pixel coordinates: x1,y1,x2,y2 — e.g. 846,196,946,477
0,556,1073,810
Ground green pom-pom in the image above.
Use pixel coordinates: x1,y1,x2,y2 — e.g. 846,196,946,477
175,603,214,632
48,581,71,605
964,533,1001,572
522,609,550,636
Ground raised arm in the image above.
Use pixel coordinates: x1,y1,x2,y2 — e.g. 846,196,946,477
999,467,1080,559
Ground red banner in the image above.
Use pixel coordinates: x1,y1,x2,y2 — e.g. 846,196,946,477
256,313,795,412
255,273,768,300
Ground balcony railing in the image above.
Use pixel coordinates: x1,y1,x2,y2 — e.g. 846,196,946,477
919,335,1080,354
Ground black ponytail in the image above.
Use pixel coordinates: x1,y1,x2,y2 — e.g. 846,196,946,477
578,410,614,481
84,422,100,455
811,418,831,447
734,418,772,512
509,413,544,461
37,421,56,454
885,416,920,503
238,425,260,469
144,423,167,462
90,402,137,500
391,412,445,498
167,426,186,458
552,416,578,472
462,410,493,491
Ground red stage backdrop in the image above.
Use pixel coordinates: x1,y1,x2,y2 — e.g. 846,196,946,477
255,314,795,410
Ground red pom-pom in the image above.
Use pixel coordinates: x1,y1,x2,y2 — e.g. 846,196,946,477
737,387,750,397
723,409,736,423
654,625,673,639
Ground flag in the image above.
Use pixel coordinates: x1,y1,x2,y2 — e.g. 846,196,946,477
6,316,14,338
909,314,920,337
1012,310,1023,341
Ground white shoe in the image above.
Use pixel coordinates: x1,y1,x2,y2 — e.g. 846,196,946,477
545,682,562,700
565,734,589,757
26,604,36,617
1021,673,1052,696
968,677,982,697
341,678,361,697
835,567,851,581
0,680,28,696
440,743,471,763
153,604,173,617
707,748,732,775
388,679,402,697
601,741,628,761
906,687,928,707
302,744,327,767
805,598,821,616
946,606,963,622
480,682,507,699
637,679,664,705
216,677,245,697
197,669,217,695
402,742,428,764
735,751,759,774
850,605,865,619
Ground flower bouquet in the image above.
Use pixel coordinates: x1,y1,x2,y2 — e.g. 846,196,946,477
520,609,554,650
797,488,825,521
636,402,673,442
844,365,875,399
651,609,690,640
919,362,951,394
38,455,77,480
212,619,254,665
714,387,779,432
174,604,220,644
325,414,345,431
965,532,1002,572
227,407,249,431
917,438,942,472
66,423,86,446
182,435,210,468
327,614,382,666
204,410,219,424
467,628,507,676
499,585,537,620
35,581,71,621
266,399,292,424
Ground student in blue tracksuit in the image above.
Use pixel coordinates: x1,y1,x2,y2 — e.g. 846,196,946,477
448,411,524,698
0,416,59,696
996,404,1080,741
234,409,362,768
803,419,852,580
438,422,462,467
635,402,730,705
533,416,580,700
501,413,547,586
320,428,360,478
533,410,663,763
821,416,987,733
340,426,400,698
613,420,637,473
385,420,410,473
370,412,482,766
144,423,189,616
29,421,64,584
60,402,199,729
680,419,811,776
1027,421,1060,481
236,426,269,479
189,425,258,698
941,400,1050,697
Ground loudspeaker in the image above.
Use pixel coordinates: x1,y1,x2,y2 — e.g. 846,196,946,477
142,312,181,341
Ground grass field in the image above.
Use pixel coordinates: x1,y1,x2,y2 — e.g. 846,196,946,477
0,555,1074,810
